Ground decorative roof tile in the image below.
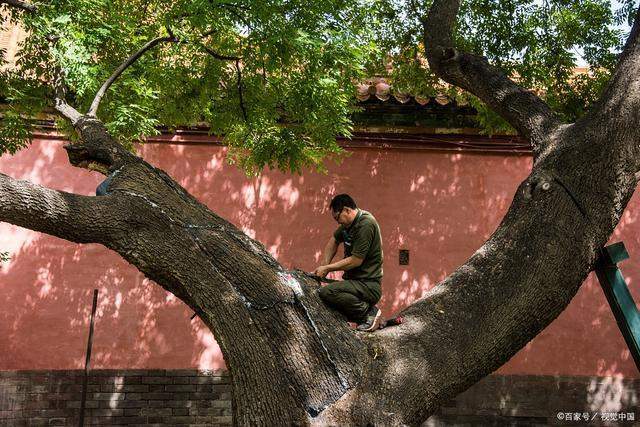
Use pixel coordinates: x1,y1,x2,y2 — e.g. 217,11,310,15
356,77,456,106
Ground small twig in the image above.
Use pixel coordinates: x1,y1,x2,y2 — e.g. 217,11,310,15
235,59,248,121
200,44,240,61
200,28,217,38
0,0,37,12
88,35,177,117
172,25,240,61
166,26,176,41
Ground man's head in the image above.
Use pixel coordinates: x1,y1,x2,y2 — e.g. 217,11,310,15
330,194,358,226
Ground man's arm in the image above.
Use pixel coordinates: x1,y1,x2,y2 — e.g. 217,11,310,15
314,254,364,278
321,236,339,265
325,255,364,272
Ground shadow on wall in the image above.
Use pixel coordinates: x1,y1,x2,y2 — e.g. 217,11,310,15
0,138,639,378
427,373,639,425
0,140,221,370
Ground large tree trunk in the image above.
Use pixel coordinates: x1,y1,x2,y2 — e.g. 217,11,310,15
2,2,640,426
1,117,372,425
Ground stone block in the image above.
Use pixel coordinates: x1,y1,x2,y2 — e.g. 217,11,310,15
91,392,125,401
87,408,124,417
145,377,173,385
165,385,196,392
99,399,145,409
169,370,198,377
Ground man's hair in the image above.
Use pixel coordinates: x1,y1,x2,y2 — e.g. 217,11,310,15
330,194,357,213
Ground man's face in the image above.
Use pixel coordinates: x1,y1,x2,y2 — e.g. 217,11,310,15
332,207,352,225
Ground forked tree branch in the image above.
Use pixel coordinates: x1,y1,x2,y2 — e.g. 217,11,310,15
0,0,36,12
87,29,243,119
87,35,177,117
423,0,562,153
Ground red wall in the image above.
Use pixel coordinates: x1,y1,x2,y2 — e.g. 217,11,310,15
1,137,638,378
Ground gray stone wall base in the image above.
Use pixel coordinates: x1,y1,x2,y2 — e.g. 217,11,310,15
0,369,232,426
1,371,638,425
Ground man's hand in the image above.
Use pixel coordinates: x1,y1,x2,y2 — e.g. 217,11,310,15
313,265,330,278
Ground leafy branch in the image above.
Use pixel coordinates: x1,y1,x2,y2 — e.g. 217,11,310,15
88,34,178,117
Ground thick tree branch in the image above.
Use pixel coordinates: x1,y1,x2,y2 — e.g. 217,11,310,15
578,6,640,156
0,173,119,244
423,0,562,152
87,35,177,117
54,98,82,124
0,0,36,12
64,116,141,173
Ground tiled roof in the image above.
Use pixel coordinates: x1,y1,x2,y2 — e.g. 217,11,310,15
356,77,462,106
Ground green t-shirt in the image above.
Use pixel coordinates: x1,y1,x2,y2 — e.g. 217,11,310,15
333,209,383,281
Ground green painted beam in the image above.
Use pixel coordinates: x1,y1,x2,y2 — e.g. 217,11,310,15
602,241,630,264
594,242,640,373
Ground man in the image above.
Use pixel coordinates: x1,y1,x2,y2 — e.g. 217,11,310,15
314,194,384,332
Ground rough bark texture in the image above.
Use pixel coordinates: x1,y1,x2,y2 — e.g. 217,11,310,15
2,3,640,427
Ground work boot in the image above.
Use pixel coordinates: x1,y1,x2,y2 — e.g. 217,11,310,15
356,305,382,332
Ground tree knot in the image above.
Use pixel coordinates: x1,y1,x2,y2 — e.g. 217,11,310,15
522,172,587,218
522,173,553,200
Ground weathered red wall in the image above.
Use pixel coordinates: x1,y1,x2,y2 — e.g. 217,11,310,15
1,137,638,378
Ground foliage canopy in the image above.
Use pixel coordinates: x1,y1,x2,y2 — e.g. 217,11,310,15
0,0,638,172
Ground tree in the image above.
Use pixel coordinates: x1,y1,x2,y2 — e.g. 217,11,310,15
1,0,639,425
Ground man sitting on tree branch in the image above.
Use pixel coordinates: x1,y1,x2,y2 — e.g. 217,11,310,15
314,194,384,332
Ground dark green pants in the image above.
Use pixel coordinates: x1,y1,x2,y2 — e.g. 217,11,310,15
318,279,381,323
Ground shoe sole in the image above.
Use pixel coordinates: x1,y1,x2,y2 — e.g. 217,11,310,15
361,309,383,332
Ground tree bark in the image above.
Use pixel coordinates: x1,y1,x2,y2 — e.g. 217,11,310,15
2,4,640,427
